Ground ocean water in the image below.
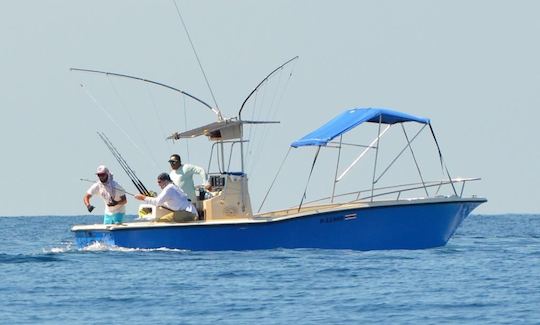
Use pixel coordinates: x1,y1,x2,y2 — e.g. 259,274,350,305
0,215,539,325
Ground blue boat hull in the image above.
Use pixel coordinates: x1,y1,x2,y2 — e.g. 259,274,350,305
73,199,485,251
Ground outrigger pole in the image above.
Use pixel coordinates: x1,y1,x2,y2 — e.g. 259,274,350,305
70,68,222,119
238,56,299,120
97,132,152,197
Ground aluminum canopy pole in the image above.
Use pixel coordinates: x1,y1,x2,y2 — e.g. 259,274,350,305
374,124,427,184
240,136,245,173
331,135,343,203
371,115,383,202
336,125,391,182
220,141,226,172
401,123,429,197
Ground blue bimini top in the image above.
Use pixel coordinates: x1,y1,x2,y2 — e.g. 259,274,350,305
290,108,430,148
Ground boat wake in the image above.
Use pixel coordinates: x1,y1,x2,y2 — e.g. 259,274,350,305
45,242,190,253
80,241,190,253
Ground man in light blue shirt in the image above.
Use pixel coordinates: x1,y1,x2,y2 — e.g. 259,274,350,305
168,154,209,202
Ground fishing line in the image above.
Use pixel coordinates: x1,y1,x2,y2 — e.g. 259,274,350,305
244,90,259,171
272,61,298,119
238,56,299,119
246,76,275,175
79,83,148,160
253,67,287,152
80,178,136,197
145,82,174,154
182,94,191,161
246,97,270,176
106,75,159,168
240,56,299,174
247,65,294,177
266,66,285,118
71,68,217,116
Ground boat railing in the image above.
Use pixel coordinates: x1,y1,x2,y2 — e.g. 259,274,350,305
301,177,481,206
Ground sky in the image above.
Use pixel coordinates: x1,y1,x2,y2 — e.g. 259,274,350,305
1,0,539,216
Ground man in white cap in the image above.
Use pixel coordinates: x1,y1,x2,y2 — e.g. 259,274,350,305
83,165,128,224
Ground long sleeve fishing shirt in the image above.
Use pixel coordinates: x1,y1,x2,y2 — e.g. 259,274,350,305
169,163,208,202
143,183,196,215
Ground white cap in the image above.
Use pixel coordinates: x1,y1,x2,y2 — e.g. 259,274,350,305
96,165,109,175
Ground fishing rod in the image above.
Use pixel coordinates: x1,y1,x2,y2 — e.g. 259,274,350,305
97,131,145,195
70,67,222,119
97,132,153,197
98,132,151,196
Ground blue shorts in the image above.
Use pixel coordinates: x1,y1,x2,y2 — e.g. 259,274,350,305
104,213,125,224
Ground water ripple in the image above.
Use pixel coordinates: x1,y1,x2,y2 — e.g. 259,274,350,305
0,253,63,264
0,214,539,324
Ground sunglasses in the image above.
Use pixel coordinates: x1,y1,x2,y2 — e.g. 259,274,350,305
97,173,107,177
168,160,179,164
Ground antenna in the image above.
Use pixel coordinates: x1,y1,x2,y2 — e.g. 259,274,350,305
172,0,223,121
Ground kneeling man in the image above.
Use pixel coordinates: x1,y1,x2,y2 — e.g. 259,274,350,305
135,172,198,222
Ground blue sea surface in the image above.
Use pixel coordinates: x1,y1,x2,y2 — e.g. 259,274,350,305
0,214,539,324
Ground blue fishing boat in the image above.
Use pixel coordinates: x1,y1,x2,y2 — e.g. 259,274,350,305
72,105,486,250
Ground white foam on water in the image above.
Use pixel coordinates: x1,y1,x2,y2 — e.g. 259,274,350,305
49,247,70,253
43,241,189,253
43,242,76,254
81,242,189,253
81,241,114,251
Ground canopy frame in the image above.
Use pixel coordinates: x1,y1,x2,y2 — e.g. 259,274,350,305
289,108,458,208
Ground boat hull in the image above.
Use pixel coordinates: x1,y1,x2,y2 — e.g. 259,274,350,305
72,198,486,251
